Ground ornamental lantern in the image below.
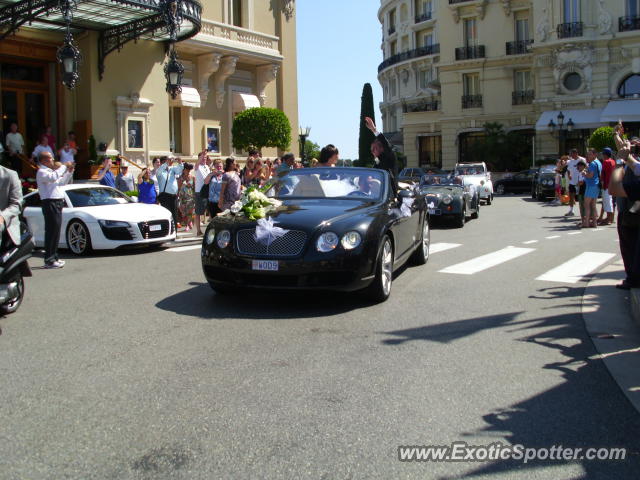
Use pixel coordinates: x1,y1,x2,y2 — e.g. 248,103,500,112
164,48,184,99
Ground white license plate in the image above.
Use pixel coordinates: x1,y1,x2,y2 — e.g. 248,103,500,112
149,224,162,231
252,260,279,271
428,208,441,215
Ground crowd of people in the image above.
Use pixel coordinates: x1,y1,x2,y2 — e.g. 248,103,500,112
547,122,640,290
1,122,78,175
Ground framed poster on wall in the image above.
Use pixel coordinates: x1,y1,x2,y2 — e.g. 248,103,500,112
204,125,220,153
126,117,145,150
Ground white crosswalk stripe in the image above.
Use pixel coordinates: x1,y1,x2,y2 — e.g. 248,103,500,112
429,243,462,254
535,252,616,284
438,246,535,275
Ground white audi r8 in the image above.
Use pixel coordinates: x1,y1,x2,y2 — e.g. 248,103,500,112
23,185,175,255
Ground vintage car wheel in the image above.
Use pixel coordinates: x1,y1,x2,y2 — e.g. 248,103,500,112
496,184,505,195
410,217,430,266
66,220,92,255
471,203,479,219
365,236,393,303
456,207,466,228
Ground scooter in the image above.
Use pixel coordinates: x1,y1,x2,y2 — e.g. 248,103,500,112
0,219,33,315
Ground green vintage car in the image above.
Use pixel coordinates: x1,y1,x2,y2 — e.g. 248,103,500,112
419,174,480,228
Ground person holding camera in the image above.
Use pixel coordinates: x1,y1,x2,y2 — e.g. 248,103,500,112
156,156,184,225
36,151,74,269
96,157,115,188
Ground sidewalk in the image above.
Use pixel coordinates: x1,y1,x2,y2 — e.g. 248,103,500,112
582,259,640,414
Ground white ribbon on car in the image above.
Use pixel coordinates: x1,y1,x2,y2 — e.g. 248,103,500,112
254,217,288,246
400,197,414,217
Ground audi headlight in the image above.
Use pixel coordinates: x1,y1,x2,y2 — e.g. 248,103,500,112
98,220,129,228
442,195,453,205
316,232,339,253
341,231,362,250
217,230,231,249
205,228,216,245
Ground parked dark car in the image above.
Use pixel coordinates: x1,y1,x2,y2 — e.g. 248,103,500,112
494,169,537,195
419,173,480,228
531,165,557,200
201,168,430,303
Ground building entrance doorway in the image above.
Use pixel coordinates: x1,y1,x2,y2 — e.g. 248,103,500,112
0,59,50,155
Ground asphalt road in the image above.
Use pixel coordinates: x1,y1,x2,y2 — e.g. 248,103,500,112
1,194,639,480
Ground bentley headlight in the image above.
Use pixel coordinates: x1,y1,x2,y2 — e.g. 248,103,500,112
217,230,231,249
205,228,216,245
317,232,339,252
341,231,362,250
442,195,453,205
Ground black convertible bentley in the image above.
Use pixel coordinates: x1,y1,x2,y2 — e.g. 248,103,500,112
201,167,430,302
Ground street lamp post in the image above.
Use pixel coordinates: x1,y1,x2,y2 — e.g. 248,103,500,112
548,111,574,155
299,126,311,166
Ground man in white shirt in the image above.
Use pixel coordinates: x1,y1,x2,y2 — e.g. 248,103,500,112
5,123,25,173
565,148,585,217
194,151,211,236
36,151,74,269
155,156,184,225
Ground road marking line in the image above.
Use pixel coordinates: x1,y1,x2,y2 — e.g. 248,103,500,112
523,240,538,244
430,243,462,254
166,245,202,253
567,232,582,235
546,235,561,239
536,252,616,284
439,247,534,275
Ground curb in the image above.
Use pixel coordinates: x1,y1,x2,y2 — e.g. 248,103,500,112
582,259,640,415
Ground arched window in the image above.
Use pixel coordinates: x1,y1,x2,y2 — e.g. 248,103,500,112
618,74,640,98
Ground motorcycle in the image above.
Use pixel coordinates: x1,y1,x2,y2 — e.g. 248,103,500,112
0,219,33,315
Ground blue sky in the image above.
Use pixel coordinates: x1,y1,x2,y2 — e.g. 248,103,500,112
297,0,383,160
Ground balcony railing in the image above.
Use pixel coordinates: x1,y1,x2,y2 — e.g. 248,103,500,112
403,99,440,113
619,15,640,32
455,45,486,60
415,11,432,23
378,44,440,72
557,22,583,39
462,94,482,109
506,39,533,55
388,25,396,35
197,19,280,54
512,90,535,105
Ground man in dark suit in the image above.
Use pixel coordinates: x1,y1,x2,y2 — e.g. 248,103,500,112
364,117,398,188
0,164,23,249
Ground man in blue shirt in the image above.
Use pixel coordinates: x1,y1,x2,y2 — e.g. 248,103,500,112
583,148,602,228
96,157,115,188
155,156,184,225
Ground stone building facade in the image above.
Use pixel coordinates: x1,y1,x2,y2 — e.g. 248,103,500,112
377,0,640,170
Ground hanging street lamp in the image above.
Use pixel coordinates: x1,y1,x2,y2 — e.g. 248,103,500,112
56,0,82,89
164,47,185,99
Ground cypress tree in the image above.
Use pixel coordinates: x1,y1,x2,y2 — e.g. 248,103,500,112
358,83,376,167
